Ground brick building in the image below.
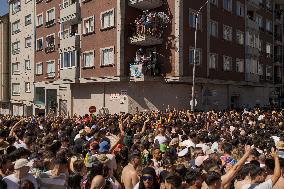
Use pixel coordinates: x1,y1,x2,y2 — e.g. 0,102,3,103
32,0,284,116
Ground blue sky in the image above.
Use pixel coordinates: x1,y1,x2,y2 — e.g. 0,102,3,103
0,0,8,16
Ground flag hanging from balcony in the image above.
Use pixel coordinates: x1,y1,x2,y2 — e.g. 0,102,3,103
130,64,143,78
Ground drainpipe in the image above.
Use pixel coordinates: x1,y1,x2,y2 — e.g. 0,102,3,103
103,83,106,108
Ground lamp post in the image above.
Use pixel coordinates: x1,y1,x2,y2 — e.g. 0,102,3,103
191,0,209,112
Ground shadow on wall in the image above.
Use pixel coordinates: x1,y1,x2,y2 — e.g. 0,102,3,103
127,82,191,112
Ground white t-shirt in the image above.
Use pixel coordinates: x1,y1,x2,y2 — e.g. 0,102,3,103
3,173,39,189
241,179,273,189
154,135,168,145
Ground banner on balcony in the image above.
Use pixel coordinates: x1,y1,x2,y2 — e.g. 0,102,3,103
130,64,143,78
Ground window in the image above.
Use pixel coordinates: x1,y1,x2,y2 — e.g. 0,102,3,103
189,48,201,65
12,20,20,34
258,64,263,76
223,25,232,41
259,40,263,51
256,15,263,28
25,82,31,93
246,31,259,48
266,43,272,55
236,2,244,17
236,59,244,72
82,51,94,68
209,53,217,69
209,20,218,37
11,1,21,14
266,0,272,10
25,60,31,70
210,0,218,6
12,83,20,96
101,9,115,29
266,19,272,32
36,38,43,51
47,60,55,78
37,14,43,27
236,30,244,45
223,0,232,12
12,41,20,55
46,8,55,22
25,14,31,26
46,34,55,47
223,56,232,71
101,47,114,66
83,16,94,34
189,10,202,30
25,37,32,48
266,66,272,80
245,59,258,74
36,63,43,75
12,62,20,74
60,51,77,68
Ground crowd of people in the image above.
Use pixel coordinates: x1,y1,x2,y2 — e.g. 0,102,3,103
0,108,284,189
133,10,170,38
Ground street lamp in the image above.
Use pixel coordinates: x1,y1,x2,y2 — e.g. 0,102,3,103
191,0,209,112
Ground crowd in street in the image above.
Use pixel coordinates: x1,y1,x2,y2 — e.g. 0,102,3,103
0,108,284,189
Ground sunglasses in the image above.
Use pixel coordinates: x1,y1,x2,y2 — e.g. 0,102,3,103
142,175,154,181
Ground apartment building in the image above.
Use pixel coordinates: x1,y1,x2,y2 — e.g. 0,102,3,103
9,0,35,116
0,14,10,115
33,0,284,116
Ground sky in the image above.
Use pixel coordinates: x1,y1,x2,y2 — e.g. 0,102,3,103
0,0,8,16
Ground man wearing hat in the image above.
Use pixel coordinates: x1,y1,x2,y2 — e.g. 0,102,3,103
3,158,38,189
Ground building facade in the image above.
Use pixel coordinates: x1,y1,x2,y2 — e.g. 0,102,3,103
9,0,35,116
0,14,10,115
32,0,284,116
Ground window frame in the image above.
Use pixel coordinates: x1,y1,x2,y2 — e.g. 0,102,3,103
36,37,44,51
46,7,56,23
25,82,31,93
236,1,244,17
100,46,115,67
189,9,202,30
209,20,218,37
83,16,95,35
209,53,218,69
236,30,244,45
82,50,95,68
25,36,32,48
25,60,31,70
12,62,20,75
12,20,20,35
12,41,20,55
223,0,232,12
36,13,44,27
100,8,115,30
46,60,56,78
36,62,43,75
25,14,32,26
60,50,78,69
223,56,232,71
223,24,232,41
12,83,20,96
236,58,244,73
189,48,202,66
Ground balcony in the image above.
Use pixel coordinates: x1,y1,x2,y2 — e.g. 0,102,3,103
247,0,260,10
246,46,260,57
45,45,56,53
246,18,259,31
60,67,80,82
245,73,260,83
129,35,163,46
128,0,163,10
59,34,80,51
45,19,56,28
60,2,80,23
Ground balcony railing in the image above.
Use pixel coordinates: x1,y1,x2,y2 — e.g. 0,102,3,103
246,18,259,31
45,19,55,28
128,0,163,10
247,0,260,10
60,2,80,23
129,11,169,46
59,34,80,51
46,72,55,79
245,73,260,83
45,45,56,53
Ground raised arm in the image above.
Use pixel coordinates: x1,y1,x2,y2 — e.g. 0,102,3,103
271,148,281,186
222,145,252,187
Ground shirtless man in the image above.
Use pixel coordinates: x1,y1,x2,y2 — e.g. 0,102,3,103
121,151,141,189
